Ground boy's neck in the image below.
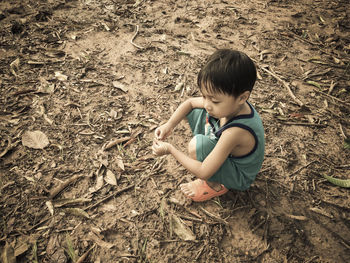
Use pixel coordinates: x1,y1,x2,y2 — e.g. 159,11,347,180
221,101,250,123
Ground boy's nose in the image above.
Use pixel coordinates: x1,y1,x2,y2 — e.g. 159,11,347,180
204,101,212,111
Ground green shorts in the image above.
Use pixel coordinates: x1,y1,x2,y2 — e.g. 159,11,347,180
186,108,252,190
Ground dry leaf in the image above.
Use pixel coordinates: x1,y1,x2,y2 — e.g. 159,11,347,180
88,232,114,249
38,77,55,93
115,156,125,171
171,214,196,241
1,242,16,263
112,81,128,92
101,204,117,212
55,71,68,81
174,82,184,91
50,248,66,263
88,175,104,193
22,130,49,149
104,169,117,186
46,200,54,216
10,58,20,76
64,208,90,219
14,242,30,257
109,109,118,119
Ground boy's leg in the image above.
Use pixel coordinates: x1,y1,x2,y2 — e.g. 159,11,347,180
187,136,223,191
186,108,207,135
180,135,228,201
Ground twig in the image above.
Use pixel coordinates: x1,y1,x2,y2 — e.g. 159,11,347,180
178,214,203,223
328,80,335,95
168,198,202,219
290,161,317,177
195,245,205,261
278,121,326,127
103,137,131,150
124,128,143,147
259,66,304,107
309,213,350,249
339,123,347,139
199,206,228,225
84,184,135,211
0,138,12,158
335,164,350,169
130,25,144,49
76,244,96,263
0,181,15,192
49,174,84,199
304,256,319,263
104,128,143,150
26,215,51,232
123,137,136,147
309,207,333,219
315,89,350,108
251,219,266,232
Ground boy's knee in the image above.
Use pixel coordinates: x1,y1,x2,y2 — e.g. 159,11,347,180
188,137,197,159
188,135,216,161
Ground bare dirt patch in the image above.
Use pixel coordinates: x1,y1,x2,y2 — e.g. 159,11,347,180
1,0,349,262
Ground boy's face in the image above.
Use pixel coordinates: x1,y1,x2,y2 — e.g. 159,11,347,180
201,88,249,120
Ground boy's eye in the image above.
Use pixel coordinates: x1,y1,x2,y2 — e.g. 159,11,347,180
212,101,219,104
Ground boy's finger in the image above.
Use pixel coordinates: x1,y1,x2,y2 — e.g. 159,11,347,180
155,128,162,139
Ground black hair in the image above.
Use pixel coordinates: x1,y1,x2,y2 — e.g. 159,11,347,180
197,49,257,97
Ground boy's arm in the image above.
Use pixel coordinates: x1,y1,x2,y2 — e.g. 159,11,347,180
155,127,243,180
166,97,203,128
155,97,203,140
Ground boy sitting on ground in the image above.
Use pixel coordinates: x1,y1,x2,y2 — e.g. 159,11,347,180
152,49,265,202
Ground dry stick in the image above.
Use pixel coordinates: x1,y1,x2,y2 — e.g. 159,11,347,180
104,137,131,150
309,213,350,249
315,89,350,108
195,245,205,261
259,66,304,107
76,244,96,263
178,214,203,223
339,123,347,139
0,138,12,158
279,121,326,127
251,219,266,233
104,128,143,150
304,256,319,263
49,174,83,199
168,198,202,219
123,137,136,147
328,80,335,95
290,161,317,177
84,184,135,211
26,215,51,232
123,128,143,148
0,181,15,192
199,207,228,225
130,25,144,49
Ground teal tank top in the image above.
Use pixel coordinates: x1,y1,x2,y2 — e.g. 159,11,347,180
207,102,265,183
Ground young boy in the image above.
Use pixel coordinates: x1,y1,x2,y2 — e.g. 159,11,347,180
152,49,265,202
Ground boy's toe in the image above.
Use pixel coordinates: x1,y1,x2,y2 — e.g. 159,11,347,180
180,183,194,196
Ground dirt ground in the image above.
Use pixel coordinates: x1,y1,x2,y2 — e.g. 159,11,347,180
1,0,350,262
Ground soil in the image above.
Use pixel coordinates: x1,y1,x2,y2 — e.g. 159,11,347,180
1,0,350,262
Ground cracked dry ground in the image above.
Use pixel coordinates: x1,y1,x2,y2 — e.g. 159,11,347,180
0,0,350,262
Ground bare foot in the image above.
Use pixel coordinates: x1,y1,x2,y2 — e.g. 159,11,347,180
180,179,228,202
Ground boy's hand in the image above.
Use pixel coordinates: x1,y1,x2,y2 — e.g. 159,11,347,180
152,139,171,156
154,123,172,140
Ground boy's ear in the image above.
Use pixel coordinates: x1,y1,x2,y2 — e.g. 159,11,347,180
239,91,250,103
